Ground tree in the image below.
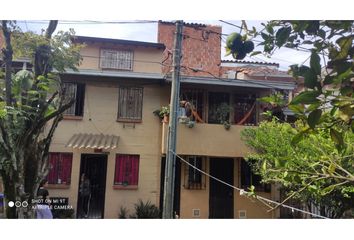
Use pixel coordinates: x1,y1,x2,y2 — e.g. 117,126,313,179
225,21,354,217
241,119,354,218
0,20,82,218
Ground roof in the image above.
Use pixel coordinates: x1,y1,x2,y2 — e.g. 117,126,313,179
61,68,165,80
66,133,119,149
221,60,279,67
73,36,165,50
167,75,296,90
158,20,209,28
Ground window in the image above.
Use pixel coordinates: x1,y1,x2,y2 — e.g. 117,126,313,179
114,154,139,186
117,87,143,122
233,93,257,125
100,49,133,70
63,82,85,116
240,159,271,192
180,88,205,121
47,153,73,185
184,156,205,189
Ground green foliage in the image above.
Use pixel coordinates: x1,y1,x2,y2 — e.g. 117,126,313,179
118,206,129,219
153,105,170,119
241,119,354,217
130,199,160,219
215,102,231,124
0,21,82,218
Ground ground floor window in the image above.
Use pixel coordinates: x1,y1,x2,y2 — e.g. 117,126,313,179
47,153,73,185
183,156,206,190
240,159,271,192
114,154,139,186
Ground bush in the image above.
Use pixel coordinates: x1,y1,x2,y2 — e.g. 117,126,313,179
130,199,160,219
118,206,129,219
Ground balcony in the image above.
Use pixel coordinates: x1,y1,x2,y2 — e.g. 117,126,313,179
161,122,253,158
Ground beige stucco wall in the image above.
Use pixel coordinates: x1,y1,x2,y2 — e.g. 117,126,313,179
78,43,163,74
162,123,253,157
49,81,169,218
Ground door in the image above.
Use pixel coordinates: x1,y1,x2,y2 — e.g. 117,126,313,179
209,158,234,218
77,154,108,219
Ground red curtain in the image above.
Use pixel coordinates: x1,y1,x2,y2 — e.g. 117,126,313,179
61,153,73,184
115,155,139,185
47,153,59,184
47,153,72,184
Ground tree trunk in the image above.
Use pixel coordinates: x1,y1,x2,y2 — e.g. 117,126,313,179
3,178,16,219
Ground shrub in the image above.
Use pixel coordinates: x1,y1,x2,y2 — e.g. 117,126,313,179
130,199,160,219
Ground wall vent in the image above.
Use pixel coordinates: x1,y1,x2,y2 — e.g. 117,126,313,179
192,209,200,217
238,210,247,219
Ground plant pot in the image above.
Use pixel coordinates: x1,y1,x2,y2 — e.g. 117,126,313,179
162,115,169,123
223,122,231,130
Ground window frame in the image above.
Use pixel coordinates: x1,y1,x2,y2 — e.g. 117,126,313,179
240,159,271,192
117,86,144,122
113,154,140,188
62,82,85,118
47,152,73,186
184,156,205,190
99,49,134,71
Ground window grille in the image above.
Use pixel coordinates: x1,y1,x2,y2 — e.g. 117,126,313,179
63,82,85,116
100,49,133,70
183,156,206,190
117,87,143,121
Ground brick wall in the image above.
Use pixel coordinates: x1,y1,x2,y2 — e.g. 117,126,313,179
158,21,222,77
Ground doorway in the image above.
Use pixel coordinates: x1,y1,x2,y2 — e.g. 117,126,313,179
77,154,108,219
209,158,234,218
159,157,181,218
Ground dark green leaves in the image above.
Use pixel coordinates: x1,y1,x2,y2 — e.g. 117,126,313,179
330,128,344,146
304,69,318,89
308,109,322,129
310,52,321,75
291,91,320,105
275,26,291,48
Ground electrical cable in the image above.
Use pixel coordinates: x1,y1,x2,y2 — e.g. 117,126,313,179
171,150,329,219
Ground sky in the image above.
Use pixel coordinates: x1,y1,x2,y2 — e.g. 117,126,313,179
15,20,312,71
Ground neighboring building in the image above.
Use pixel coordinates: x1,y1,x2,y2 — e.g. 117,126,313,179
157,21,296,219
1,22,298,219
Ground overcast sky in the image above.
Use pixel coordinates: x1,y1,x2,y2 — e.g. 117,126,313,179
16,20,314,71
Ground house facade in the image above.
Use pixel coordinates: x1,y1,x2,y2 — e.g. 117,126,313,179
1,22,297,219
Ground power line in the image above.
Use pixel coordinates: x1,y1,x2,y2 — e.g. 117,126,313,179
172,151,329,219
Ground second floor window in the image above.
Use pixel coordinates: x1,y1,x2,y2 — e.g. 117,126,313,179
117,87,143,122
63,82,85,117
100,49,133,70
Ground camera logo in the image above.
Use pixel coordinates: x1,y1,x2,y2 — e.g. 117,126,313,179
8,201,28,208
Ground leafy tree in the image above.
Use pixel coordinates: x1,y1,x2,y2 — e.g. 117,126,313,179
226,21,354,217
241,120,354,218
0,20,82,218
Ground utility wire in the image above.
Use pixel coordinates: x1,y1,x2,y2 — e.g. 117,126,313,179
172,150,329,219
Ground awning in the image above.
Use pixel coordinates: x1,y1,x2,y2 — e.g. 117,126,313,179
66,133,119,150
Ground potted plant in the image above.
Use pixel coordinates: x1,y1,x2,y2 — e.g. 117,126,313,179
215,102,232,130
153,105,170,123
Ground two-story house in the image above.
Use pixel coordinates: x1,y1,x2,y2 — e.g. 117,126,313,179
156,21,296,219
48,36,167,218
